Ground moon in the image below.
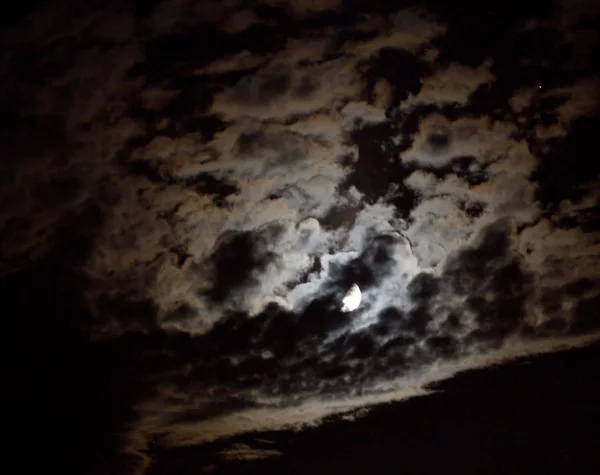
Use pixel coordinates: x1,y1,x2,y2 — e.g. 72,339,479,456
340,283,362,312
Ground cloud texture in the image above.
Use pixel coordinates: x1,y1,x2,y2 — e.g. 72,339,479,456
1,0,599,472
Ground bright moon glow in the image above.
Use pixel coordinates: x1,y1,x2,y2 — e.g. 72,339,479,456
341,283,362,312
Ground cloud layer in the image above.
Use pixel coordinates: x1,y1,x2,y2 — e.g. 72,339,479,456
1,0,599,472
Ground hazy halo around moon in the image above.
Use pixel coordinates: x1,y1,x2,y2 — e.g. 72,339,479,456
341,283,362,312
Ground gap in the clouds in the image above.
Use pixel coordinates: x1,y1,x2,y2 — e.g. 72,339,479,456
159,83,213,116
532,111,600,218
342,122,418,220
3,202,149,474
580,204,600,233
576,22,600,72
252,3,361,36
428,0,557,67
0,0,49,29
551,202,600,234
341,103,496,224
131,0,163,21
185,173,239,207
141,26,285,82
361,47,430,110
292,9,360,32
123,156,170,183
463,25,579,126
481,30,574,109
184,115,230,142
133,4,387,86
521,94,571,129
575,12,600,32
344,0,422,16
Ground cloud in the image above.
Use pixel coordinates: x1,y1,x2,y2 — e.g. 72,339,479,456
552,77,600,125
345,8,446,59
399,114,540,268
2,1,600,470
127,217,592,449
403,60,495,107
261,0,343,15
221,10,263,34
210,58,362,120
218,443,283,461
144,0,237,35
135,331,600,448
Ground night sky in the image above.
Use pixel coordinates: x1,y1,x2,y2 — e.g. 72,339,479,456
2,1,600,474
